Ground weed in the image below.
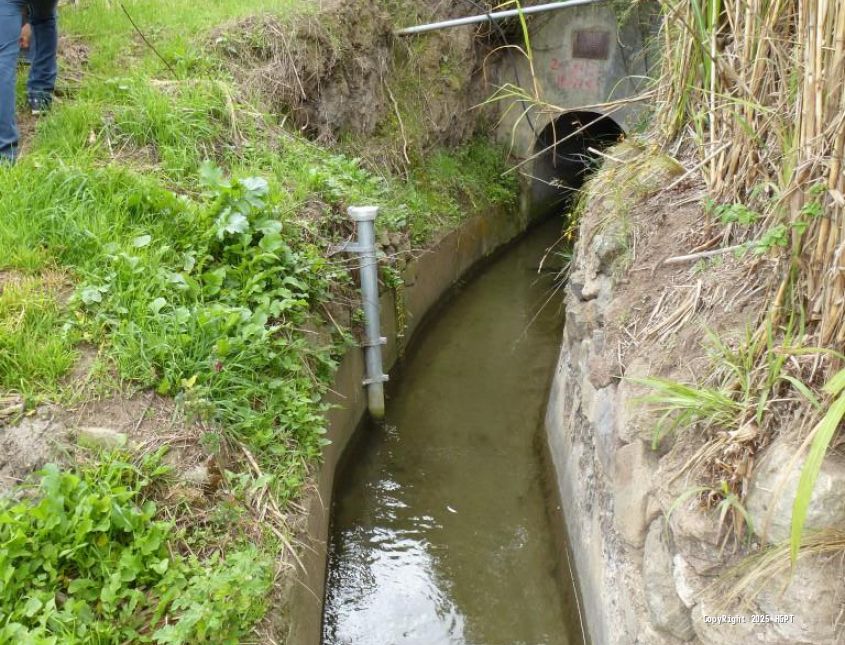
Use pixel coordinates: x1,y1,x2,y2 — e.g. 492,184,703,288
668,480,755,549
67,168,340,502
634,306,845,551
151,548,272,644
633,376,743,449
638,310,806,447
707,201,760,226
752,224,790,255
0,456,271,643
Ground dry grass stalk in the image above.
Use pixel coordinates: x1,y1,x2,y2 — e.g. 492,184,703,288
708,529,845,609
656,1,845,343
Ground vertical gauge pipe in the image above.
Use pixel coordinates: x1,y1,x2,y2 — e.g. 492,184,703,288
348,206,388,418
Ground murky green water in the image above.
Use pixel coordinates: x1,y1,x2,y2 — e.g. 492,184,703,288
323,219,583,645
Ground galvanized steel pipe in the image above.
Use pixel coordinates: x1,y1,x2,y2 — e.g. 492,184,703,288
394,0,605,36
348,206,388,419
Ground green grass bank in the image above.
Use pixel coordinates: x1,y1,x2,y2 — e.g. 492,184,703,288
0,1,516,642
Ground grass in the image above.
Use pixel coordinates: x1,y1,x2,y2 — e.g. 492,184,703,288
0,272,77,396
61,0,308,77
636,302,845,563
634,376,743,449
0,0,517,640
711,529,845,611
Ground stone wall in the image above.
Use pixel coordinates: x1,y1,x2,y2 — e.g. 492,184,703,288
544,145,845,645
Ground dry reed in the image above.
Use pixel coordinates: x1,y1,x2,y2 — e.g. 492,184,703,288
656,0,845,344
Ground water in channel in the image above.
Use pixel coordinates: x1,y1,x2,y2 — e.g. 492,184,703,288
323,219,583,645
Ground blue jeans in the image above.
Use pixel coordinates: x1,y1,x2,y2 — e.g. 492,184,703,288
0,0,58,162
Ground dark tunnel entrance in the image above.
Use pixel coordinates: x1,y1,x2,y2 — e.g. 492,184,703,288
531,111,625,218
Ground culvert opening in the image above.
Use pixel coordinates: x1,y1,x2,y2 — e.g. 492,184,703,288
531,110,625,217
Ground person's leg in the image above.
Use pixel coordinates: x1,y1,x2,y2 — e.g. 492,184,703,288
26,0,57,112
0,0,26,162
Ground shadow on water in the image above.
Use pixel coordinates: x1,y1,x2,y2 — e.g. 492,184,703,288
322,218,586,645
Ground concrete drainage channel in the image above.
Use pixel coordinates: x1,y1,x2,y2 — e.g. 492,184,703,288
323,217,583,644
284,112,627,645
287,203,543,644
281,6,642,639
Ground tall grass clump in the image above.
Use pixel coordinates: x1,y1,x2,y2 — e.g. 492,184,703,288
656,0,845,339
651,0,845,562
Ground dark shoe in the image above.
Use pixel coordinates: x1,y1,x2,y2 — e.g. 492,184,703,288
28,95,51,116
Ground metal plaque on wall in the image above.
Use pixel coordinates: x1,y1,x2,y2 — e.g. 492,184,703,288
572,29,610,60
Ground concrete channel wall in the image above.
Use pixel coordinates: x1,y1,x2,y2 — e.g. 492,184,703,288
543,150,845,645
287,205,535,645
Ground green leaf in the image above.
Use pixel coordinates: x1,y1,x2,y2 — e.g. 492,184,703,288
216,210,249,239
133,234,152,248
754,224,789,254
183,254,196,273
258,232,284,254
791,220,809,235
241,176,269,196
791,392,845,562
256,219,282,235
22,596,42,618
801,201,823,218
156,378,171,395
202,267,227,296
68,578,95,594
822,367,845,397
111,501,134,531
780,374,822,411
149,297,168,314
199,160,229,191
80,286,104,305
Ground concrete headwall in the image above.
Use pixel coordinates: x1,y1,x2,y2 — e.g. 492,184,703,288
495,3,655,152
493,2,659,218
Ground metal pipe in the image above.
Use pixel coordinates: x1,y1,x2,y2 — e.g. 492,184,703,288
348,206,388,419
395,0,605,36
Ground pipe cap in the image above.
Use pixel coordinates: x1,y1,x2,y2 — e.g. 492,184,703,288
348,206,379,222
